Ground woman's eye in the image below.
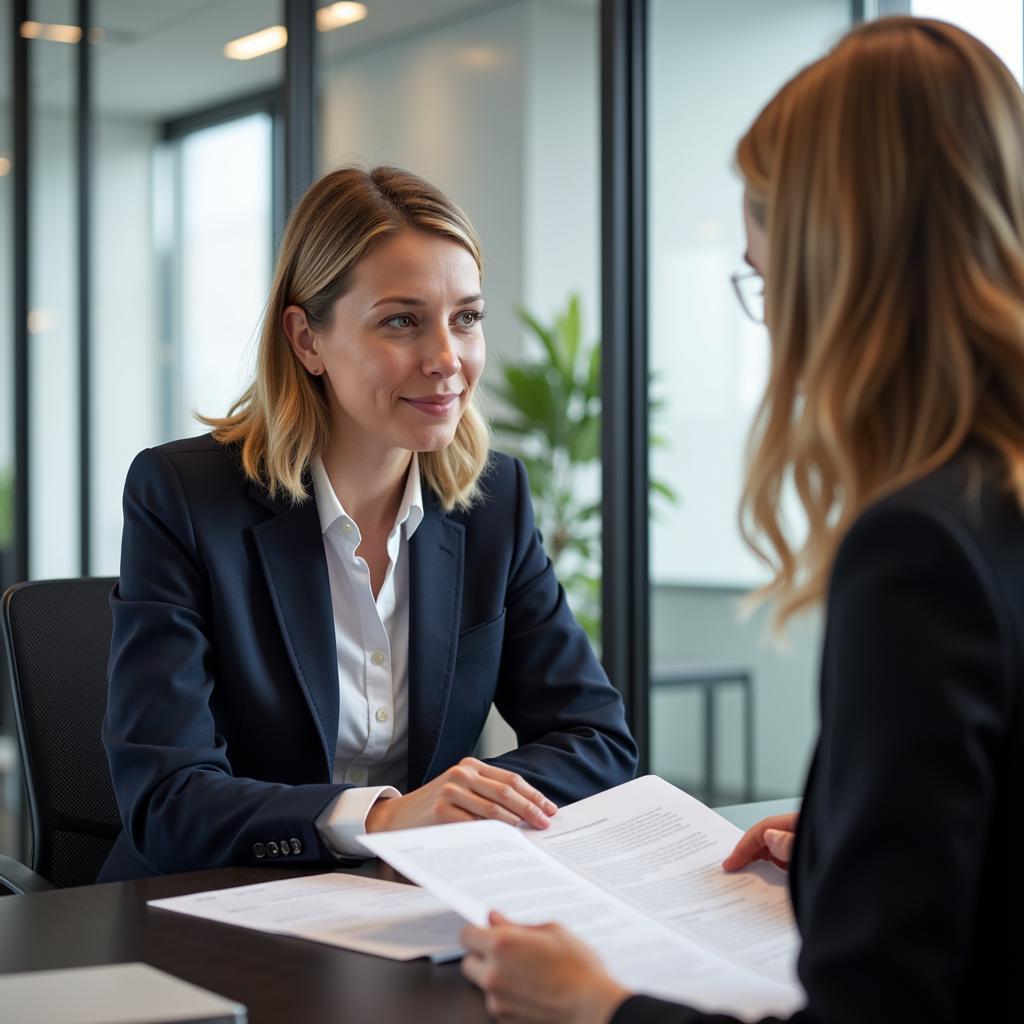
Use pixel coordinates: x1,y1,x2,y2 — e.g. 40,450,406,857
456,310,485,328
384,314,415,329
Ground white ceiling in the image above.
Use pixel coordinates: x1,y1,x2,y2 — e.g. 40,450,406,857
6,0,594,121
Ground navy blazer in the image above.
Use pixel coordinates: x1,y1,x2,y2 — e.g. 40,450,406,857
99,435,636,881
614,447,1019,1023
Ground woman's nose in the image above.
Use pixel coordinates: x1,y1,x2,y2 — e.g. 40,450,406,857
423,325,462,377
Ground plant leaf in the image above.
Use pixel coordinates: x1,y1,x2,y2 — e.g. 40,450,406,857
489,418,534,436
568,413,600,464
558,293,582,383
651,478,679,504
518,307,563,376
501,366,561,446
521,455,554,497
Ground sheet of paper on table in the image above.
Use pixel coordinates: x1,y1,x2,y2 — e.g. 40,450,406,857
148,872,466,962
0,962,246,1024
360,775,806,1023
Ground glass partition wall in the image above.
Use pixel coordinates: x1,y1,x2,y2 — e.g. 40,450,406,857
3,0,281,860
90,1,280,575
646,0,852,805
14,0,281,581
642,0,1024,809
26,0,78,580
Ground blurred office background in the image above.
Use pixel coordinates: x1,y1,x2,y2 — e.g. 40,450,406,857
0,0,1020,859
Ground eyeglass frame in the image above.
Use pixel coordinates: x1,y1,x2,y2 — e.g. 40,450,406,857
730,268,765,324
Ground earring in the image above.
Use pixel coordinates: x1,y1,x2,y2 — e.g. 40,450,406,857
311,366,323,376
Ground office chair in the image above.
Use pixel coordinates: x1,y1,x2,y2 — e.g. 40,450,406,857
0,577,122,893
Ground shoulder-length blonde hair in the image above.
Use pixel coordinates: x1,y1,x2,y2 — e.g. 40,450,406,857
202,165,490,511
735,16,1024,626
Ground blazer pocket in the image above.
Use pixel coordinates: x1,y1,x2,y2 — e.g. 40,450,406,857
456,609,506,660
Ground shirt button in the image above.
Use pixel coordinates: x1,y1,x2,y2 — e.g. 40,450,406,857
370,651,386,666
342,522,354,534
375,708,389,723
352,769,365,782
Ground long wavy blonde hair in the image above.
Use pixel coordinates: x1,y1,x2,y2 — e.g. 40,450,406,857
736,17,1024,625
202,166,490,511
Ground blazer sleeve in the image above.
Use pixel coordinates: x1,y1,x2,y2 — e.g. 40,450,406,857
103,448,346,873
482,457,638,805
786,500,1010,1023
613,499,1011,1024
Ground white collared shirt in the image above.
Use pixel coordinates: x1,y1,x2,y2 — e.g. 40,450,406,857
311,453,424,856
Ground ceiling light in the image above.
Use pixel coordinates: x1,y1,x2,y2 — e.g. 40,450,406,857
317,3,368,31
21,21,81,43
459,47,502,70
224,4,366,61
20,22,106,44
27,310,55,335
224,25,287,61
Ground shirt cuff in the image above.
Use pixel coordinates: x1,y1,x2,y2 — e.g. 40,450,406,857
315,785,401,858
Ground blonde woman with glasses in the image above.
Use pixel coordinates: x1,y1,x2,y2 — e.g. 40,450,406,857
462,17,1022,1022
99,167,636,882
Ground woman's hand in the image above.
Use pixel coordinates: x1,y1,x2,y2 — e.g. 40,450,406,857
365,757,557,833
722,812,799,871
461,911,630,1024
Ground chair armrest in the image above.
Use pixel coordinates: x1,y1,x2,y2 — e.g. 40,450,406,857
0,853,52,894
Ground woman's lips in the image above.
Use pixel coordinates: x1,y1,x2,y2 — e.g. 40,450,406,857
400,393,462,417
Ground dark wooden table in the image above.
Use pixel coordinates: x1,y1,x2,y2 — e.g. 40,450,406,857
0,862,489,1023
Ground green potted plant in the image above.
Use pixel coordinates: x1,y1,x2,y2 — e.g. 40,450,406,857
491,294,675,645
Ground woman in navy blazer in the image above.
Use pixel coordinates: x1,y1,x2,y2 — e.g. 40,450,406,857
461,18,1022,1022
99,167,637,882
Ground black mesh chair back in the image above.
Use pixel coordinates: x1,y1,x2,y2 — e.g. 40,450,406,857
2,578,122,887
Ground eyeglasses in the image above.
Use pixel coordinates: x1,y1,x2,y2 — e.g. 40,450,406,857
730,269,765,324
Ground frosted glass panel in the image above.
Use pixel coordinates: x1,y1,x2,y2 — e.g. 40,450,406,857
178,114,272,433
28,0,79,579
647,1,849,804
648,0,849,589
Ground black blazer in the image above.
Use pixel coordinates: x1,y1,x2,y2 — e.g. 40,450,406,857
616,447,1020,1023
99,435,636,881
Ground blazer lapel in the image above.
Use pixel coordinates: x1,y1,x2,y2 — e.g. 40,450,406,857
249,482,338,778
407,499,464,788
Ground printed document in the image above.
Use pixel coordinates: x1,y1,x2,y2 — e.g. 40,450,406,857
360,775,804,1021
148,872,465,962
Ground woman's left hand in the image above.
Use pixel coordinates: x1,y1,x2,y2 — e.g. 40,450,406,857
460,911,631,1024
